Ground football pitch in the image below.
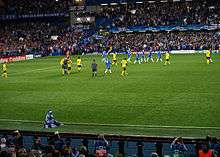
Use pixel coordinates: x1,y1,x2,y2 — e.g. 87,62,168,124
0,54,220,138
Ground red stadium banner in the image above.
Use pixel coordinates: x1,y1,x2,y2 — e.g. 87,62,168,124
0,55,26,63
0,58,8,63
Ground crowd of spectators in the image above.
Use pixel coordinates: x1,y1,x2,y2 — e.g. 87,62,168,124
1,0,220,28
0,130,88,157
0,22,93,58
78,31,220,54
99,0,220,28
0,0,71,15
1,19,220,58
0,130,220,157
1,0,220,57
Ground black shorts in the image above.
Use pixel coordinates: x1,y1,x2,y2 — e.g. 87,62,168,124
123,67,126,71
62,65,68,69
92,69,97,72
166,59,169,61
68,67,71,70
3,70,7,73
206,57,210,60
77,65,82,68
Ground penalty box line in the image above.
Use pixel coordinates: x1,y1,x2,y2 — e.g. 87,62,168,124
10,66,58,76
0,118,220,130
10,63,83,76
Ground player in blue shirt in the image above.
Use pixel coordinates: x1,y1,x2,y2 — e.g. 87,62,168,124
156,51,163,62
134,52,141,64
104,59,112,75
127,48,132,62
147,51,154,63
102,50,108,62
141,50,147,63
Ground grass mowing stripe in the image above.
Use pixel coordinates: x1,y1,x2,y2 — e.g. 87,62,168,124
0,119,220,130
9,63,87,76
1,55,220,137
10,66,58,76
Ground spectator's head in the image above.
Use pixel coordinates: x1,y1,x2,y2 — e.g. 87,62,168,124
65,138,71,146
17,147,28,157
54,131,60,139
79,145,87,155
30,149,42,157
13,130,21,137
0,138,6,148
176,137,184,144
151,152,159,157
211,137,218,144
98,134,104,139
202,143,210,153
34,136,41,144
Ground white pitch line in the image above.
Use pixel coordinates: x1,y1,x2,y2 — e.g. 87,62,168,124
10,63,83,76
0,119,219,130
10,66,57,75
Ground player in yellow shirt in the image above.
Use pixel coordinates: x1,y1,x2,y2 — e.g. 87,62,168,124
2,62,7,78
205,48,213,64
164,51,170,65
77,56,82,72
112,53,117,65
67,58,73,75
60,57,68,75
109,45,113,52
121,58,128,76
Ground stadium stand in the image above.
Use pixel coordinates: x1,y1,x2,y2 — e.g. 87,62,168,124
0,1,220,156
0,0,220,57
0,0,71,15
0,130,220,157
0,22,219,57
98,0,220,28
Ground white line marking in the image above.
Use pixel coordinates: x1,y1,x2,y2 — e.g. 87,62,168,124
0,119,219,130
10,63,83,76
10,66,57,75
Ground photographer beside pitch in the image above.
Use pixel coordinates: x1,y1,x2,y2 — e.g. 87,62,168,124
44,110,63,128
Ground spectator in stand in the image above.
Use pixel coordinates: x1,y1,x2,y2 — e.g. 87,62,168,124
151,152,159,157
170,137,188,157
11,130,23,150
94,134,109,157
45,131,65,157
53,131,65,153
199,143,214,157
79,139,88,157
0,137,12,157
210,137,220,157
31,136,45,155
62,138,79,157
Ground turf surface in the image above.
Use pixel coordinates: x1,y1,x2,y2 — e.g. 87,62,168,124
0,54,220,137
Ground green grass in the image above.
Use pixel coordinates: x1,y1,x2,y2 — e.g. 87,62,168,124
0,54,220,137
